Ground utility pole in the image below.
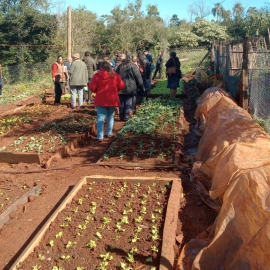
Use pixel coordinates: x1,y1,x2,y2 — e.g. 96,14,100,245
67,6,72,57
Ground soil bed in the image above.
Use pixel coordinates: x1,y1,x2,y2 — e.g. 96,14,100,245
100,96,183,164
0,106,96,164
19,179,171,270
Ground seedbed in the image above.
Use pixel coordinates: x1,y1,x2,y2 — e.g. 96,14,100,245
0,108,95,163
14,176,182,270
0,104,62,136
100,96,183,164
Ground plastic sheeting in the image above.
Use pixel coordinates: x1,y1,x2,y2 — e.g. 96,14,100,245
177,87,270,270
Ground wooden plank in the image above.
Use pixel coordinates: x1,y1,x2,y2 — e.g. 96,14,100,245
160,180,182,270
0,186,41,229
0,152,41,164
11,175,182,269
10,176,88,269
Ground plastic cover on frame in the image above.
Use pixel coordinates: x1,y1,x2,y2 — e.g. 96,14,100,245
177,87,270,270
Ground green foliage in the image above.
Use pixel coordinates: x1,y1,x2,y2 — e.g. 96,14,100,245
192,19,228,45
169,28,199,47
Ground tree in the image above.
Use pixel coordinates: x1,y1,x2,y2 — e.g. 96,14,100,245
147,5,160,17
212,2,225,22
187,0,211,21
192,19,228,45
169,14,180,27
232,2,245,20
168,29,199,47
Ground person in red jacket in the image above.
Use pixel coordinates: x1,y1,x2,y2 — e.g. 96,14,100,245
89,61,125,142
51,55,67,104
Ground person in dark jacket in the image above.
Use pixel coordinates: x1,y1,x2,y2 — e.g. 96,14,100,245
152,51,164,80
116,53,145,121
165,51,181,98
82,51,96,103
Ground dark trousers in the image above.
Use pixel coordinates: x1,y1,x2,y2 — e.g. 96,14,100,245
152,64,162,79
54,82,64,104
119,95,133,120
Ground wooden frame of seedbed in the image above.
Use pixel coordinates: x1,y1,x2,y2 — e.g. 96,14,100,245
10,175,182,270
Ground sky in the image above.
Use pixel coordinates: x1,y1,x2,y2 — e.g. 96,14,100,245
64,0,269,23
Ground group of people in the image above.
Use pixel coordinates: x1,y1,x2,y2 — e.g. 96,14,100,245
51,52,96,108
51,50,182,142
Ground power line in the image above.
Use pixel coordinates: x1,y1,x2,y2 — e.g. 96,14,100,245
0,44,66,47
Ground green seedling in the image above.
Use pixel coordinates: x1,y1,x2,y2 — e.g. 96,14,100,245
52,266,62,270
125,201,131,207
38,254,45,260
86,240,97,248
55,231,63,239
142,194,147,199
65,216,72,222
60,223,68,228
114,192,122,198
32,265,41,270
131,234,140,243
151,245,159,252
120,262,133,270
96,261,108,270
155,208,163,214
76,267,84,270
60,255,71,261
103,217,112,224
110,200,116,205
126,253,134,263
49,240,54,247
130,247,138,254
115,223,125,232
151,213,156,222
134,182,141,187
135,226,142,233
120,216,129,224
140,206,147,215
88,187,93,191
85,216,93,224
73,207,79,213
123,209,133,215
78,198,83,205
146,257,153,263
130,193,135,198
100,252,113,261
66,241,76,248
78,224,87,230
84,194,89,198
114,235,121,241
141,200,147,205
95,232,102,239
166,183,172,189
135,216,143,223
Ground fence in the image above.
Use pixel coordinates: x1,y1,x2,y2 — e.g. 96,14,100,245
212,37,270,120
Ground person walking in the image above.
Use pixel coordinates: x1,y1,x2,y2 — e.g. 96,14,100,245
82,51,96,103
69,53,88,109
89,61,125,142
165,51,181,98
116,53,145,121
51,55,67,104
152,51,164,80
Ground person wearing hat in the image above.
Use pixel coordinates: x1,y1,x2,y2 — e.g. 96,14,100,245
69,53,88,109
165,51,181,98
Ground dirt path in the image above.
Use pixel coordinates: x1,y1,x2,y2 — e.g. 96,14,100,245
0,85,217,269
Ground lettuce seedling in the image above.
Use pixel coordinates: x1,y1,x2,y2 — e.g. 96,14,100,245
131,234,140,243
145,257,153,263
120,262,133,270
95,232,102,239
140,207,147,215
86,240,97,248
55,232,63,239
49,240,54,247
66,241,77,248
126,253,134,263
151,245,158,252
60,255,71,261
32,265,41,270
100,252,113,261
134,216,143,223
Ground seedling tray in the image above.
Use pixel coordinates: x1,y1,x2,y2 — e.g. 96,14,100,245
11,175,182,270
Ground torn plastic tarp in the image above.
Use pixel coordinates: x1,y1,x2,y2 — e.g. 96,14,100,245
177,87,270,270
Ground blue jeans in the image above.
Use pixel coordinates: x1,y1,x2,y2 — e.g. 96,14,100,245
119,95,133,120
96,106,115,139
70,86,84,107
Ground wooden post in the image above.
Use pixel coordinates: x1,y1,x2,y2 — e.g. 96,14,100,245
267,28,270,46
67,6,72,57
237,37,249,110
